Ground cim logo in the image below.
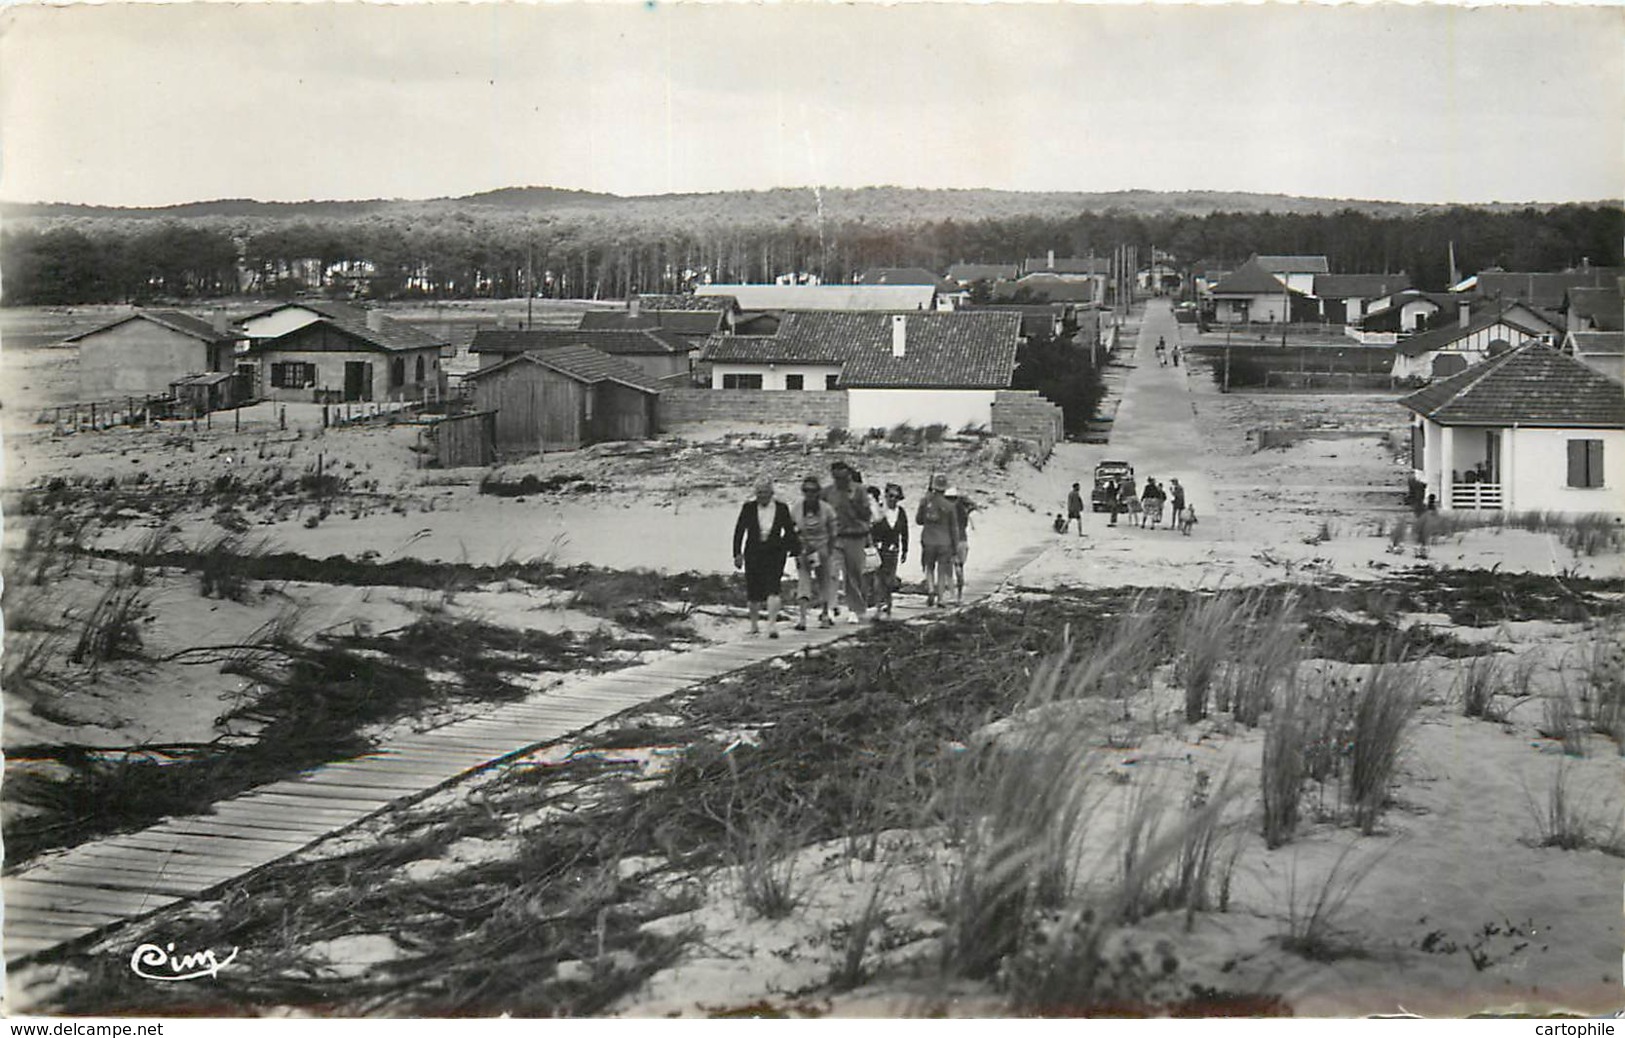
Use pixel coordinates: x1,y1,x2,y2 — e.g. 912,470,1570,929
129,941,239,982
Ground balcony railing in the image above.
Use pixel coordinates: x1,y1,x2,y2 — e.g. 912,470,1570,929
1450,482,1503,511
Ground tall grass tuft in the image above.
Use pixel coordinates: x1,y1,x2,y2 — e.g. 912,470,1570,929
1524,762,1596,852
1540,692,1587,757
1280,841,1389,960
729,814,806,919
1261,679,1309,848
1459,653,1505,719
1174,592,1245,723
1348,664,1418,834
1218,592,1303,727
68,583,149,671
937,653,1099,980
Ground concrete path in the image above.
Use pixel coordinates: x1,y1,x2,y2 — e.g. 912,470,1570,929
3,538,1053,965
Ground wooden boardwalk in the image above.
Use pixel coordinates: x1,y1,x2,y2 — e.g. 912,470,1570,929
3,541,1051,964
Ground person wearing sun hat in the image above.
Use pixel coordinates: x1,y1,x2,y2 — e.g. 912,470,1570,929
915,472,959,607
943,484,974,604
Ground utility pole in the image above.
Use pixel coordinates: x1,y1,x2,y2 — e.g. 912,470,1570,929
525,242,534,331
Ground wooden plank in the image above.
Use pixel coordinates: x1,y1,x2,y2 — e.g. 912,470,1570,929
247,784,396,808
3,883,179,916
24,868,230,898
40,848,250,877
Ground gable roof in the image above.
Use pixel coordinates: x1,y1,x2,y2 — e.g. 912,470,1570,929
1209,258,1295,296
1399,342,1625,427
970,302,1067,337
65,309,241,345
579,309,726,336
700,310,1020,389
947,263,1020,283
239,300,371,326
693,283,937,311
1394,305,1558,357
1254,255,1330,275
471,327,691,356
858,268,957,291
1476,269,1625,309
1314,273,1412,299
1565,286,1623,332
255,313,447,354
466,344,663,394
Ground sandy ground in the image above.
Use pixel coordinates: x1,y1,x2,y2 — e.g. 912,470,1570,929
3,299,1622,1017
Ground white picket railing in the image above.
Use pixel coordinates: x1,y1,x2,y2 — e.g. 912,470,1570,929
1450,482,1503,511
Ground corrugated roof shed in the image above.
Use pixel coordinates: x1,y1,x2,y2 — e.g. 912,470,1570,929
1399,342,1625,427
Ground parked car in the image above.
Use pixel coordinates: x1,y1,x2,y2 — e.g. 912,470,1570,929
1091,460,1134,511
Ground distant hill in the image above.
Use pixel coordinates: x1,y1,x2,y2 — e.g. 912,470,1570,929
0,185,1570,227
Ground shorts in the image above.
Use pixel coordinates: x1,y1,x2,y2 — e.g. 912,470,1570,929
920,543,954,574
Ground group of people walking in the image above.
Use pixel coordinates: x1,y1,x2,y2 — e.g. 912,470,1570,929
1154,335,1180,368
731,462,974,638
1060,474,1196,535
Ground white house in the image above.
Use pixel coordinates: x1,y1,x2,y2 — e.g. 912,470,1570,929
1400,342,1624,514
1312,274,1411,326
1348,290,1448,344
238,300,373,341
248,312,447,403
698,310,1022,429
1389,303,1562,381
1207,257,1299,325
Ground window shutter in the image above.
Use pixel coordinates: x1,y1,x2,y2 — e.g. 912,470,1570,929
1588,440,1604,488
1567,440,1586,487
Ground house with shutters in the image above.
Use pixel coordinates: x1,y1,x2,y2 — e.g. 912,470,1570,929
1388,302,1562,381
697,310,1024,430
68,309,246,401
247,310,448,403
1400,342,1624,514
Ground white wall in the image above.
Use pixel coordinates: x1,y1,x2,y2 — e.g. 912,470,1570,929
848,388,997,431
1392,321,1539,380
709,363,842,390
1505,427,1625,514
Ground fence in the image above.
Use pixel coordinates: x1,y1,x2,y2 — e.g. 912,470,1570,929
1450,482,1504,511
38,396,171,431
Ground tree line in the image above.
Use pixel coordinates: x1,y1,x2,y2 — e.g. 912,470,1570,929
3,203,1618,306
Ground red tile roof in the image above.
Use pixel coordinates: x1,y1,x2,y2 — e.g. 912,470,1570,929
579,309,726,336
1254,255,1330,274
1399,342,1625,427
699,311,1020,389
633,293,737,312
254,314,446,354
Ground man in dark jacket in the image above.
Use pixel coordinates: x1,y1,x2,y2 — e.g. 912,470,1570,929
733,478,798,637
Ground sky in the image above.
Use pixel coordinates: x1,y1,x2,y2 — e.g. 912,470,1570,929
0,2,1620,208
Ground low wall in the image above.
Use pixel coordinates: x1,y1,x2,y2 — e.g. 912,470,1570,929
990,389,1065,464
659,387,849,429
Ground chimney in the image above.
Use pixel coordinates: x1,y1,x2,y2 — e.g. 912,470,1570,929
210,309,230,334
891,315,907,358
1047,249,1055,270
1458,301,1471,329
629,295,641,318
367,308,387,333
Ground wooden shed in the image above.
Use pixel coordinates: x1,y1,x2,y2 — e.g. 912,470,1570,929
170,370,247,414
464,344,662,454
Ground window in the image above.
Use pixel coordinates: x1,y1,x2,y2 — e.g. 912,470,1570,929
784,374,804,391
415,355,426,382
270,362,315,388
825,374,839,390
722,373,763,389
1567,439,1605,488
390,357,406,389
1411,423,1424,470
